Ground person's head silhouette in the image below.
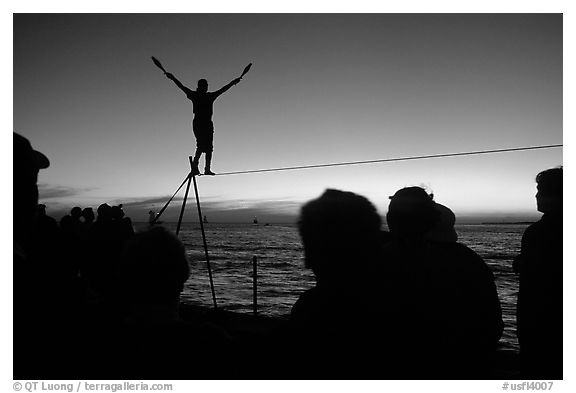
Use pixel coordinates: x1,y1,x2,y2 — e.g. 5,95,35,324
426,203,458,243
386,186,439,238
535,167,562,214
118,226,190,313
82,207,95,223
197,79,208,93
298,189,382,284
71,206,82,219
111,205,125,221
97,203,113,222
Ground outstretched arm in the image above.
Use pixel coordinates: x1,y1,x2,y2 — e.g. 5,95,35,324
214,77,241,97
165,73,193,96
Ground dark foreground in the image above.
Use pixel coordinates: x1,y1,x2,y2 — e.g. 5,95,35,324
181,304,521,380
14,303,521,380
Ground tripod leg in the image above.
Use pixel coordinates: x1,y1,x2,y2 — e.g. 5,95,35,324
176,174,193,236
192,174,218,308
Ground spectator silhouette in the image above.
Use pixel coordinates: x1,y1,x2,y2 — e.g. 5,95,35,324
96,202,113,223
13,133,81,378
80,207,95,236
60,206,82,235
14,133,49,370
288,189,387,378
71,206,82,224
164,71,243,175
82,203,132,304
111,203,134,240
382,187,503,378
111,204,124,220
34,204,79,282
14,132,50,283
106,226,236,379
514,167,562,379
116,226,190,322
81,206,95,224
425,202,458,243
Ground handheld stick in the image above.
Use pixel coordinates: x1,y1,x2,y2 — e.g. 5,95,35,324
240,63,252,78
151,56,167,73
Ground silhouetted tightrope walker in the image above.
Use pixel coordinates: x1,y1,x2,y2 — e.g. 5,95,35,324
152,56,252,176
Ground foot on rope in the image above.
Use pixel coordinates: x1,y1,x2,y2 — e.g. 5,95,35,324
204,169,216,176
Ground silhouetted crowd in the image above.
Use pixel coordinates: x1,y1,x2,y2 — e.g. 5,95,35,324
13,133,562,380
36,203,135,302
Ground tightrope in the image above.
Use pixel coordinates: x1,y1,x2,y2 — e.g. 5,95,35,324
213,144,562,176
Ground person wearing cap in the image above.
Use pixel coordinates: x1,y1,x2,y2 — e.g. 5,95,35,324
14,132,52,309
13,132,49,258
383,186,503,378
13,132,59,378
14,132,91,379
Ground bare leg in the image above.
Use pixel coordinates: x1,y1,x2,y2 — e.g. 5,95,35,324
192,149,202,175
204,151,215,175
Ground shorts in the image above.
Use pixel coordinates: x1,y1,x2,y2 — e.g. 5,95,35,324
192,118,214,153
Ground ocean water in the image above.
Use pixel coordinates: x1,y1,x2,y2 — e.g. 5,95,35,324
160,222,525,351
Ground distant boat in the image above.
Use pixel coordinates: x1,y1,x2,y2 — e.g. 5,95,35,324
203,215,208,224
253,217,259,225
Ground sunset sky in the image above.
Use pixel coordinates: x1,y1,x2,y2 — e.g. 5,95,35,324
13,13,563,223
